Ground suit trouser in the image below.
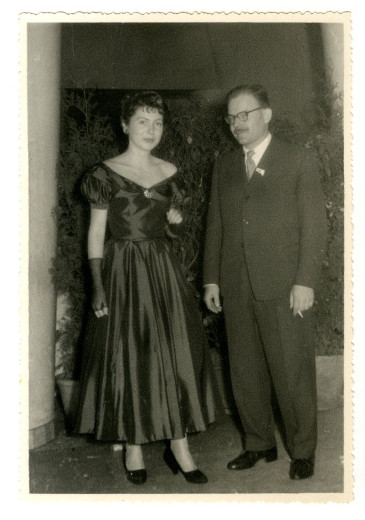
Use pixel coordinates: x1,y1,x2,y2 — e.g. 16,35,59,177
222,264,317,459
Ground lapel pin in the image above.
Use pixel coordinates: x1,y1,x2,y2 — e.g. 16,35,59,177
256,168,265,176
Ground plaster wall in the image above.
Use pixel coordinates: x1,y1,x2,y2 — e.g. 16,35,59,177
28,23,61,448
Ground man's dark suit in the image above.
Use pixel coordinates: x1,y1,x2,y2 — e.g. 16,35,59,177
204,136,327,459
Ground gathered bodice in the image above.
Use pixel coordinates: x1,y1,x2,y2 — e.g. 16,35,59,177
82,163,179,240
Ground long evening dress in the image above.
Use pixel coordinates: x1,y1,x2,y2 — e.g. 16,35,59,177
75,163,219,444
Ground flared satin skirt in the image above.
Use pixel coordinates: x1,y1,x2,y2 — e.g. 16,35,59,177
75,238,219,443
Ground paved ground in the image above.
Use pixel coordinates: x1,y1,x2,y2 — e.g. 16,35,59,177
29,399,344,496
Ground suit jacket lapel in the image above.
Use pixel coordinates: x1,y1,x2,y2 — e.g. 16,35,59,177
229,148,247,195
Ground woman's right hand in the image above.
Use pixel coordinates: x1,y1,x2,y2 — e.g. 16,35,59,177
92,286,109,318
166,208,183,225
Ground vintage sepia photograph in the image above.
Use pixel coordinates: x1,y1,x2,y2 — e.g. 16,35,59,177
20,10,352,502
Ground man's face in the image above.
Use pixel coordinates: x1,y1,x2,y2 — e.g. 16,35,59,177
227,93,272,149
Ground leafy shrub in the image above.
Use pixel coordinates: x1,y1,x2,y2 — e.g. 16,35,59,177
51,90,120,379
311,92,344,355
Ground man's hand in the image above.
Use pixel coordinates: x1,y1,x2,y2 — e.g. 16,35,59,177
204,284,222,313
290,285,314,317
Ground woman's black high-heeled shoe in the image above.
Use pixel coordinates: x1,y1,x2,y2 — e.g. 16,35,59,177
125,468,147,485
164,448,208,484
123,452,147,485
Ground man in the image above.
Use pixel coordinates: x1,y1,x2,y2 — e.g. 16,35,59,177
203,85,327,480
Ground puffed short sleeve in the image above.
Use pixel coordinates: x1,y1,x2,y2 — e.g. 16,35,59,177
81,165,114,209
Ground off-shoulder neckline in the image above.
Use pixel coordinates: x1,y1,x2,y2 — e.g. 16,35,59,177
100,162,178,190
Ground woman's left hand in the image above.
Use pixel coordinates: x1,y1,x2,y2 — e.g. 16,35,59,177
166,208,183,225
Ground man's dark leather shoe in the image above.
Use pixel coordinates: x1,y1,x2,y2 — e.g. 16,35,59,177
227,447,278,470
289,457,314,480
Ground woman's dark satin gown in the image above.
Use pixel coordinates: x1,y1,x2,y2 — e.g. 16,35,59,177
75,164,219,444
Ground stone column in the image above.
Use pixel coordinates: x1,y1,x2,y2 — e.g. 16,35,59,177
28,23,61,449
321,23,344,94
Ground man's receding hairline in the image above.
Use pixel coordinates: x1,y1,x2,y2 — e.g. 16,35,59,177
226,85,270,108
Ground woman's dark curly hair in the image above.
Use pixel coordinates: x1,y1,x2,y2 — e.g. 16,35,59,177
121,90,168,124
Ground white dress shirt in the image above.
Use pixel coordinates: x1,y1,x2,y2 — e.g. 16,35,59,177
243,132,272,173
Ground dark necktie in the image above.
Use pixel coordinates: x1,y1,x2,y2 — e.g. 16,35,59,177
246,149,256,180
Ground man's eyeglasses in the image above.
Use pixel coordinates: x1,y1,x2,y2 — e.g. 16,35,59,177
224,107,263,125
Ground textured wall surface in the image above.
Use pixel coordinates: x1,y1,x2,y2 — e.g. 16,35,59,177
28,23,61,448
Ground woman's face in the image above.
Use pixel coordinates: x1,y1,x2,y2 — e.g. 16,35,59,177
122,106,163,152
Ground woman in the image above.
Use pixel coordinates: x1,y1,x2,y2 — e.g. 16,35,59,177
75,91,219,486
